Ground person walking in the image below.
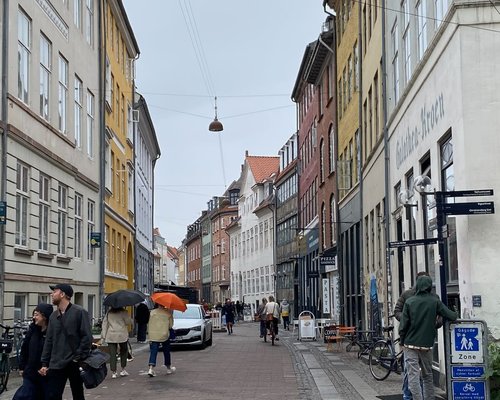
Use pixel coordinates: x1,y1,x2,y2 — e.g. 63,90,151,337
222,299,235,335
264,295,280,341
235,301,243,322
147,304,175,377
135,302,150,343
399,275,458,400
256,298,268,339
13,303,53,400
40,284,92,400
280,299,290,330
101,307,132,379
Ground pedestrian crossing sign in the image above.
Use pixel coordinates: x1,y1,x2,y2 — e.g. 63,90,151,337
450,323,484,364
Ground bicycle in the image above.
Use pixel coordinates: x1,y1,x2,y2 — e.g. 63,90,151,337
368,324,404,381
0,323,15,394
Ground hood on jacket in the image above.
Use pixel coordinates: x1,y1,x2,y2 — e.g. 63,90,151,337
416,275,433,294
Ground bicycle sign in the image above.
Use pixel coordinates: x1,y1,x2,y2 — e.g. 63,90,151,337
452,381,485,400
450,323,483,364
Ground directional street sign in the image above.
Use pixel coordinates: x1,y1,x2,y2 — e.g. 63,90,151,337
442,189,494,198
388,238,438,248
443,202,495,216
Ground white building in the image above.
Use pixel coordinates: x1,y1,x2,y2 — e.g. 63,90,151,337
227,152,279,315
0,0,100,322
134,94,160,296
385,0,500,379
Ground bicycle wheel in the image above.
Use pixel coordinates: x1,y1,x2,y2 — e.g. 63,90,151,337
369,341,394,381
0,355,10,394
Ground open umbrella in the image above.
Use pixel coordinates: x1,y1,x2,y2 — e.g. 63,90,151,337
103,289,146,308
151,292,187,312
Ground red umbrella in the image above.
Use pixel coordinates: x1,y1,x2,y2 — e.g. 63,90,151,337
151,292,187,312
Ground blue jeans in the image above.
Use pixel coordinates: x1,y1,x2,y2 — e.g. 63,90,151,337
148,340,172,367
402,358,413,400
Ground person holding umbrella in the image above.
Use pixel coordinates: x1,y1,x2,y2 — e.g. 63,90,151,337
147,303,175,377
101,307,132,379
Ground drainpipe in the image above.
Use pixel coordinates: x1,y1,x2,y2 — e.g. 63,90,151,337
98,0,106,317
0,0,9,324
381,0,393,318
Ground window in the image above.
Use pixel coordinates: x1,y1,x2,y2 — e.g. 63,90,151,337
74,76,83,148
58,55,68,133
38,174,50,251
57,184,67,254
329,125,335,173
39,34,51,120
87,90,94,157
402,0,411,84
391,20,400,103
14,294,27,321
85,0,94,46
87,200,95,261
16,162,29,247
127,104,134,142
74,0,82,30
347,55,353,101
105,57,111,106
435,0,448,28
104,224,109,270
105,141,111,191
417,0,428,60
320,139,325,183
116,84,120,127
74,193,83,259
18,9,31,103
121,164,126,206
353,41,359,91
374,72,379,139
330,195,336,245
128,171,134,212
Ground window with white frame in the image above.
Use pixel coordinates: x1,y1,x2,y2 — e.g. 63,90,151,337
329,125,335,173
416,0,427,60
105,141,111,191
74,193,83,259
58,55,68,134
402,0,411,84
15,162,29,247
57,184,68,254
39,34,51,120
105,56,111,106
85,0,94,46
14,294,27,321
353,41,359,91
127,104,134,142
104,224,109,269
391,20,400,103
87,200,95,261
38,174,50,251
86,90,94,157
18,9,31,104
128,170,133,212
74,0,82,30
74,76,83,148
435,0,448,28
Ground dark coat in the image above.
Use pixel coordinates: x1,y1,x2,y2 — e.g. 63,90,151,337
135,303,150,324
19,324,46,380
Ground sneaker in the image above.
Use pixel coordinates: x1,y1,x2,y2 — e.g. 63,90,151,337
148,367,156,377
275,337,280,341
111,372,118,379
166,366,176,375
120,369,129,377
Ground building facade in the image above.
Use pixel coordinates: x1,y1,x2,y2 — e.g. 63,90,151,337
0,0,101,323
185,219,202,295
102,0,139,295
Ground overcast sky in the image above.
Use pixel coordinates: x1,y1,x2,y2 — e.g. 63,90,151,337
122,1,327,247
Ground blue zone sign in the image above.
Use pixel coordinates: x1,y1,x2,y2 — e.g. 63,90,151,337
452,381,485,400
451,324,483,364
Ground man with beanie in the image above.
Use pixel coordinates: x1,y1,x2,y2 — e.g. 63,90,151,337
14,303,53,399
399,275,458,400
39,284,92,400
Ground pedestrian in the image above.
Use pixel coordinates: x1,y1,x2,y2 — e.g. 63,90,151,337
135,301,150,343
201,299,209,312
399,275,458,400
221,298,235,335
281,299,290,330
394,271,443,400
39,284,92,400
264,295,280,341
147,304,175,377
235,301,243,322
256,298,268,339
101,307,132,379
13,303,53,400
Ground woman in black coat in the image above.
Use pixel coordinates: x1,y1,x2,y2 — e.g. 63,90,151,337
14,303,53,400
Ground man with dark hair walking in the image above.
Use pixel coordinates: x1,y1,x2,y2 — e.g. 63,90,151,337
39,284,92,400
399,275,457,400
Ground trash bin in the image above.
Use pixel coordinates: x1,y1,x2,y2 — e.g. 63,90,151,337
298,311,316,341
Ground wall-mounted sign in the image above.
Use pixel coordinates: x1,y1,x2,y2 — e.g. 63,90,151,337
0,201,6,225
90,232,101,248
322,278,330,314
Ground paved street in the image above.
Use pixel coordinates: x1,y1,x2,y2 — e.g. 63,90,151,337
0,322,446,400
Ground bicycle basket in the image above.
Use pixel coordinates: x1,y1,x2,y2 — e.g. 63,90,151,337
0,340,13,354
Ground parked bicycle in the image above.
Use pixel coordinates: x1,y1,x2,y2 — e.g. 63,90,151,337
345,328,383,359
0,324,15,394
368,321,404,381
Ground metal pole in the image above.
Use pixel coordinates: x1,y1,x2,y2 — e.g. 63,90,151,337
435,191,448,306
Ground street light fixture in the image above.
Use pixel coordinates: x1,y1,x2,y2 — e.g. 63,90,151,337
208,96,223,132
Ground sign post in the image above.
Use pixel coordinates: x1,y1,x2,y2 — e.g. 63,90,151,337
447,320,489,400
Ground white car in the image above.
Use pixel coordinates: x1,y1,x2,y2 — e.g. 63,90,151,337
171,304,213,348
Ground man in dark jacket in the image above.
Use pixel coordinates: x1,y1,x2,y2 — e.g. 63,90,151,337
399,275,457,400
39,284,92,400
135,302,150,343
